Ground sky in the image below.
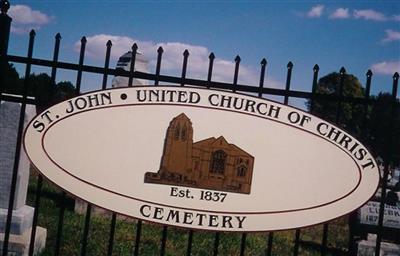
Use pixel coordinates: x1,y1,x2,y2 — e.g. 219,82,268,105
6,0,400,108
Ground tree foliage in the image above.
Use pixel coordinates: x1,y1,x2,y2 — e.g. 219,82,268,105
367,93,400,167
1,62,22,93
307,71,400,167
1,62,75,109
307,72,365,137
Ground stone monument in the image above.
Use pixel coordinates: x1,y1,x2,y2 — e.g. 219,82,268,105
111,50,149,87
0,101,46,255
357,234,400,255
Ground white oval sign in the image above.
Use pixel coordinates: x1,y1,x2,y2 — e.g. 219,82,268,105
24,86,379,232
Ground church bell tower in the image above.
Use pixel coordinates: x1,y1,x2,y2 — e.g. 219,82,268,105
159,113,194,178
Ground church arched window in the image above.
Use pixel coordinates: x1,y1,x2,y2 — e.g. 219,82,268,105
181,125,187,140
237,165,247,177
174,123,180,140
210,150,226,174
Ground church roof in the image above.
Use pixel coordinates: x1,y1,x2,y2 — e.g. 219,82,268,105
170,113,192,125
193,136,252,157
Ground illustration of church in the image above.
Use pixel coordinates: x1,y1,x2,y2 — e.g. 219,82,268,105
144,113,254,194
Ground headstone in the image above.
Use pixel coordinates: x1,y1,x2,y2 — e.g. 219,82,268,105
357,234,400,256
0,101,46,256
358,201,400,229
111,51,149,87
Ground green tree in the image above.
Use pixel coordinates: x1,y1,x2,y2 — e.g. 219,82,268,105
0,62,22,94
307,71,365,137
53,81,75,102
1,63,75,107
307,72,400,167
26,73,53,105
367,93,400,167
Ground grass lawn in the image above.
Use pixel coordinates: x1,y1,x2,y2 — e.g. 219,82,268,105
26,172,350,255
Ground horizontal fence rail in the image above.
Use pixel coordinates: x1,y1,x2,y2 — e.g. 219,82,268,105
3,54,392,105
1,3,399,256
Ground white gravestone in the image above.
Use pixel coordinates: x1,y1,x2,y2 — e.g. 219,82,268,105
357,234,400,256
358,201,400,229
0,101,46,256
111,51,149,87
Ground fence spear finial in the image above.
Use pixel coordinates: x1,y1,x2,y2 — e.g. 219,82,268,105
235,55,241,63
261,58,267,65
209,52,215,60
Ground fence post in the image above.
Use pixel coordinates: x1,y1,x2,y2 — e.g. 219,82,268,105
0,0,11,99
0,0,11,57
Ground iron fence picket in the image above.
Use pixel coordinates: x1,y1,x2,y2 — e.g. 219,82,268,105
266,232,273,256
321,224,329,256
133,220,142,256
50,33,61,85
309,64,320,113
155,46,163,86
294,64,320,256
282,60,298,256
102,40,112,90
255,56,271,256
319,67,346,256
160,226,168,256
284,61,293,105
107,213,117,256
375,73,399,255
233,55,240,92
73,34,93,256
100,39,118,256
375,160,391,255
348,69,373,255
213,232,220,256
0,0,11,106
28,175,43,256
80,204,92,256
293,230,300,256
181,49,189,87
239,233,247,256
28,31,61,256
75,36,86,94
258,58,267,98
186,229,194,256
179,51,196,256
54,191,66,255
128,43,138,87
207,53,215,86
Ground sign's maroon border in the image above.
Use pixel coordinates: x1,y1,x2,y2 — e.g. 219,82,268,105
22,86,379,232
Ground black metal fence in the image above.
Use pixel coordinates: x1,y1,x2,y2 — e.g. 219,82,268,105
1,1,399,255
